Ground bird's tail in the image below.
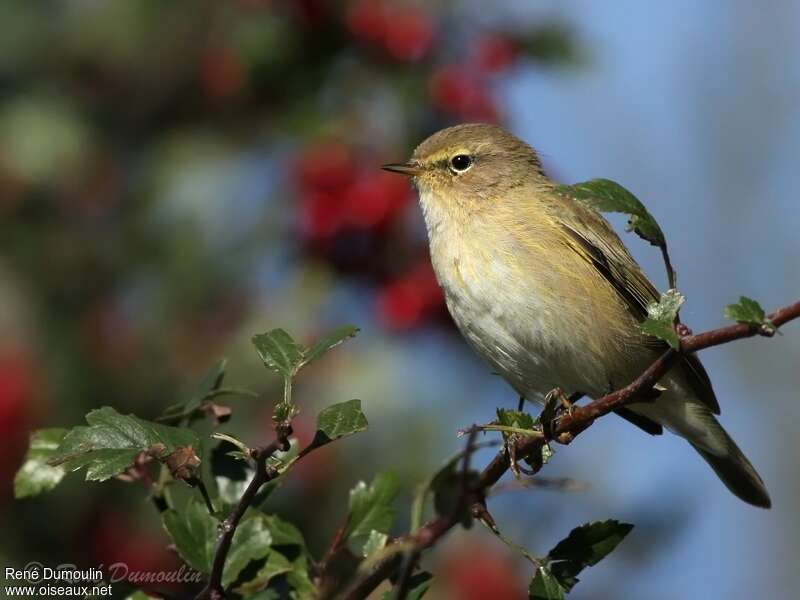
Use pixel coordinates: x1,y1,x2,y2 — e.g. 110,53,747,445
662,401,771,508
689,432,771,508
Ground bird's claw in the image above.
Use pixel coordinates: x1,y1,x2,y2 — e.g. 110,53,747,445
504,434,538,477
541,387,574,439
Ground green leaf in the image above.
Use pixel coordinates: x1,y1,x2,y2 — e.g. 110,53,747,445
725,296,775,333
303,325,359,365
640,289,685,349
496,408,536,433
308,399,368,449
162,500,218,573
286,554,316,600
253,329,304,377
14,428,68,498
346,471,400,540
546,520,633,591
125,593,160,600
222,516,273,587
558,179,665,247
362,529,388,558
235,550,293,595
48,407,202,482
261,514,306,547
529,566,566,600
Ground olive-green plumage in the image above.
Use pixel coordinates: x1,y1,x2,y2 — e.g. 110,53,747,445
384,123,770,508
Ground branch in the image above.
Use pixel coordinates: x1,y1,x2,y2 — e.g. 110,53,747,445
195,436,289,600
339,299,800,599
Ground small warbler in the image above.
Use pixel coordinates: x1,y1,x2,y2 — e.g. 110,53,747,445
383,123,770,508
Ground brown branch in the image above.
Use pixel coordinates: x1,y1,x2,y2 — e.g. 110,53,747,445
195,437,289,600
338,299,800,600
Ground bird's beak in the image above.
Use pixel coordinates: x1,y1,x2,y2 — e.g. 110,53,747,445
381,161,423,176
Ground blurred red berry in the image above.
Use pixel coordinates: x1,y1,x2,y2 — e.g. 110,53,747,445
377,278,425,330
342,171,410,228
346,1,434,62
475,34,518,73
0,352,32,435
440,541,526,600
298,190,345,239
346,0,388,44
376,259,443,330
0,350,35,501
295,142,356,191
383,6,435,62
199,45,246,100
430,65,499,122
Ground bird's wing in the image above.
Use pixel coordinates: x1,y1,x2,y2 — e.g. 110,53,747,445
557,194,720,414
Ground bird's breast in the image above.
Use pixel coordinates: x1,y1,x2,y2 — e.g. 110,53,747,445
424,215,615,402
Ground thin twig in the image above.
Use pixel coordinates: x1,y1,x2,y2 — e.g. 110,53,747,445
195,438,287,600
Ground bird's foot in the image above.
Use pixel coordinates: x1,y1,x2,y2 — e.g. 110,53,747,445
504,434,539,477
542,388,583,444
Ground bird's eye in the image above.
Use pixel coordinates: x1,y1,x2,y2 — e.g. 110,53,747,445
449,154,473,172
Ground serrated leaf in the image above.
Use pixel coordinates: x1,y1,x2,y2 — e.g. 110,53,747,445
346,471,400,540
222,516,273,587
724,296,774,332
558,179,665,247
308,399,368,449
529,566,566,600
362,530,388,558
48,407,202,481
640,289,685,348
304,325,359,365
261,514,306,547
162,500,218,572
253,329,304,377
496,408,536,432
14,428,68,498
235,550,293,595
546,519,633,591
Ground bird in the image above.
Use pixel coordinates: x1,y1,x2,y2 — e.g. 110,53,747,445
382,123,770,508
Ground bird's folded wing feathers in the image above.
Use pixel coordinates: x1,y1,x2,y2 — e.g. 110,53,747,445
558,194,720,414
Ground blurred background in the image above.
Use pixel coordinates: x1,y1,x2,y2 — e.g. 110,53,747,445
1,1,799,598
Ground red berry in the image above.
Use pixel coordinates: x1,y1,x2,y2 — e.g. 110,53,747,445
0,353,32,436
475,34,517,73
346,0,388,44
342,171,410,229
382,6,435,62
298,190,345,239
376,258,444,330
376,278,426,330
295,142,356,191
0,351,35,501
430,66,499,122
440,542,526,600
